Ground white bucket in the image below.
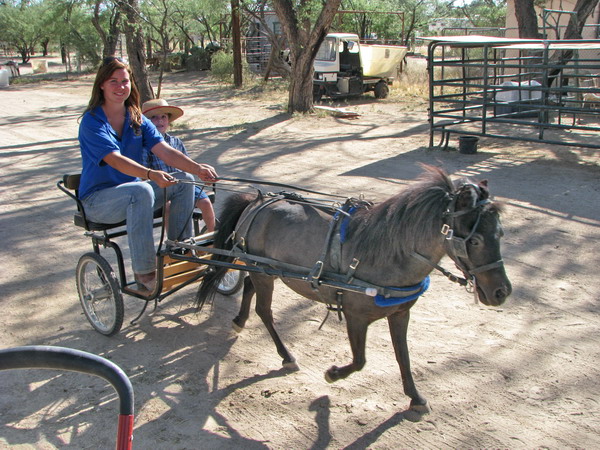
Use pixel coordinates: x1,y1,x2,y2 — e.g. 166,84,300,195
0,69,9,87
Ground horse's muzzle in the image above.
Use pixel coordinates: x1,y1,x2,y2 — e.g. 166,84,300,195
477,279,512,306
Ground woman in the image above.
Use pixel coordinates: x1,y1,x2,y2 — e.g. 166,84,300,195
78,57,217,292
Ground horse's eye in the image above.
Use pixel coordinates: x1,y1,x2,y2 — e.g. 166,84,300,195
468,237,481,246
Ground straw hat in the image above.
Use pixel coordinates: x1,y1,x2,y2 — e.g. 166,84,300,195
142,98,184,122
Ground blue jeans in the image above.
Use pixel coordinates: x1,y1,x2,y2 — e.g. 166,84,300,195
82,171,195,274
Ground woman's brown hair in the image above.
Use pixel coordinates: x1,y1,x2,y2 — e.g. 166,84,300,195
83,56,143,128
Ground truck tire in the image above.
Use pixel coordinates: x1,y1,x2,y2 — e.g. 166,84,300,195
374,81,389,99
313,87,323,103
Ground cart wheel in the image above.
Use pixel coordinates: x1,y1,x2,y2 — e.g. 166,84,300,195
374,81,389,99
216,270,245,296
76,252,124,336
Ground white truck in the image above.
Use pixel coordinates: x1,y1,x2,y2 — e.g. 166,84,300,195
313,33,407,101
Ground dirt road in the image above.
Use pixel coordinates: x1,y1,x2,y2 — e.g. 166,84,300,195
0,69,599,449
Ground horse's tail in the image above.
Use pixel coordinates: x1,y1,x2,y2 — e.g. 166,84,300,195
196,191,259,309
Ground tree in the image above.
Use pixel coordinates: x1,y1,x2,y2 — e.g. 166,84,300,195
140,0,177,97
271,0,342,113
561,0,600,40
384,0,451,47
459,0,506,28
171,0,230,49
0,1,47,63
117,0,154,103
242,0,291,80
53,0,104,66
336,0,407,42
232,0,243,87
91,0,122,58
513,0,600,86
513,0,542,38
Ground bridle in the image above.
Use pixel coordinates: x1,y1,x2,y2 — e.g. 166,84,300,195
413,183,505,297
443,183,505,276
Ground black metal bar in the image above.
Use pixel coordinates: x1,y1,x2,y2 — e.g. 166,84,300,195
0,346,134,416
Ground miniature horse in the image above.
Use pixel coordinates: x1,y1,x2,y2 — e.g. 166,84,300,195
197,165,511,413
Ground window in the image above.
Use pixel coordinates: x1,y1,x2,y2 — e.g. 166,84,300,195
315,37,337,61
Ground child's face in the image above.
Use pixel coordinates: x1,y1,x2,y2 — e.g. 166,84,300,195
150,113,170,134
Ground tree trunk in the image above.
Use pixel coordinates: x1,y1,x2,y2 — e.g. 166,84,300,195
287,51,316,112
118,0,154,103
272,0,342,114
564,0,600,39
546,0,599,85
514,0,542,39
93,1,121,58
231,0,243,88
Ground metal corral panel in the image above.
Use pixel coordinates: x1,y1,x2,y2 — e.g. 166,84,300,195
424,36,600,150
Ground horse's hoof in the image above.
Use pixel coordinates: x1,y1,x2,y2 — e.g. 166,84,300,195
403,401,430,422
324,366,338,383
231,321,243,333
410,400,430,414
283,360,299,371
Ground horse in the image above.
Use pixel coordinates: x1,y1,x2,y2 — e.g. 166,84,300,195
197,165,511,414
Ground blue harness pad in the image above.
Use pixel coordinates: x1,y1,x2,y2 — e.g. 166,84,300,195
374,276,430,307
335,205,431,307
338,206,357,243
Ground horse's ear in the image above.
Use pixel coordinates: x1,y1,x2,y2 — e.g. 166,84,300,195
478,180,490,200
456,186,478,209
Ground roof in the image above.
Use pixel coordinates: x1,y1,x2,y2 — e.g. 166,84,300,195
420,35,600,50
326,33,360,40
420,35,541,45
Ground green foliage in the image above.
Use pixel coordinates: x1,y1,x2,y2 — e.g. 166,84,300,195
180,46,212,70
0,1,48,62
463,0,507,28
210,50,255,84
210,51,235,81
332,0,454,44
0,0,102,64
48,1,103,64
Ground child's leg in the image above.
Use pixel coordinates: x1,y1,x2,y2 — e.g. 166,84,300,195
195,197,215,232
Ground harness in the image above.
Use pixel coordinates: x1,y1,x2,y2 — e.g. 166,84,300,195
229,192,431,323
227,182,504,322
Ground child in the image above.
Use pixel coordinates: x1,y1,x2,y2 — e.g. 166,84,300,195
142,98,216,232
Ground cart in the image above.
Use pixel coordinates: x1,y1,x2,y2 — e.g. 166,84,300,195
57,174,244,336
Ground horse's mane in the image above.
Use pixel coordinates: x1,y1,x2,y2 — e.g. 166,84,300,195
346,165,456,264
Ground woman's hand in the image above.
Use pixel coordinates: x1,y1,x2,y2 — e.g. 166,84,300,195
196,163,218,183
148,169,177,188
150,142,218,182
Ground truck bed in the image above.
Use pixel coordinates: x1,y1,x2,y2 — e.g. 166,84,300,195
360,44,407,78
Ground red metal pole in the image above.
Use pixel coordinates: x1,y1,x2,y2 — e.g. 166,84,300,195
116,414,135,450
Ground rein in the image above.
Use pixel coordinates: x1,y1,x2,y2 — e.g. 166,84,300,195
178,176,348,200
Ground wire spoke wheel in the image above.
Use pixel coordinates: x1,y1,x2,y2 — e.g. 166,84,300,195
76,252,124,336
216,269,245,295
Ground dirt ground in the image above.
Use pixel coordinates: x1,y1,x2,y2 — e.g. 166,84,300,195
1,60,599,449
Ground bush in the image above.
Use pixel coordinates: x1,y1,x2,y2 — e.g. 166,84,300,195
210,51,234,82
210,51,255,83
181,47,212,71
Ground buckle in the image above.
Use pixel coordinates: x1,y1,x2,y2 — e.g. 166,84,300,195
441,224,453,239
309,260,324,280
